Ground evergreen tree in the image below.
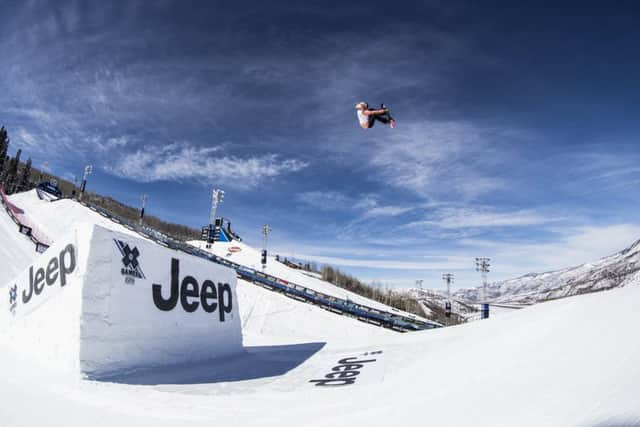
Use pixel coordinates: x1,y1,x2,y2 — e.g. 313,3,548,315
5,149,21,194
0,126,9,179
18,157,32,192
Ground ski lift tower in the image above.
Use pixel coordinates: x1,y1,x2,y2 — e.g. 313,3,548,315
261,224,271,268
475,257,491,319
442,273,454,321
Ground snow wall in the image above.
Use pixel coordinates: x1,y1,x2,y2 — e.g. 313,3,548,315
0,223,242,377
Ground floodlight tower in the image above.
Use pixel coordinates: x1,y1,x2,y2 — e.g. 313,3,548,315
442,273,454,321
203,189,225,248
79,165,92,200
210,188,225,225
442,273,454,300
139,194,147,225
261,224,272,268
475,257,491,319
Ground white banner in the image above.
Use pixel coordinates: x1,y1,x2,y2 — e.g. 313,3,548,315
6,234,78,318
109,234,238,324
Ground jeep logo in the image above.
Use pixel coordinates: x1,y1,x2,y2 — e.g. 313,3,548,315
22,244,76,305
152,258,233,321
309,354,380,387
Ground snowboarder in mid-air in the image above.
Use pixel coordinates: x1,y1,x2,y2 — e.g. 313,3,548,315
355,102,395,129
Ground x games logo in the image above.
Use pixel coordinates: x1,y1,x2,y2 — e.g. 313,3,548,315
114,239,145,284
8,285,17,315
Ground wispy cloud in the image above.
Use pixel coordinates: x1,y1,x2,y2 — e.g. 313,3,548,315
405,207,561,230
105,142,308,188
13,127,39,148
459,223,640,276
357,121,517,201
561,150,640,195
297,191,412,219
296,191,350,210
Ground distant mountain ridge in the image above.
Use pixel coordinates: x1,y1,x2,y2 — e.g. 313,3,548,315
454,238,640,304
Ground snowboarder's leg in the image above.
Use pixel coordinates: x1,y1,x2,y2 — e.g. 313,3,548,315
367,113,376,128
374,112,392,124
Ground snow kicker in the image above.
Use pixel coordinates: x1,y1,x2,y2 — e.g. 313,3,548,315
0,223,242,378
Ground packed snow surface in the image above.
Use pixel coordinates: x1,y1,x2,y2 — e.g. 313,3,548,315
1,190,639,426
0,200,33,277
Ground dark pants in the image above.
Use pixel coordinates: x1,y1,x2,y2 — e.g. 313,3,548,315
368,110,393,128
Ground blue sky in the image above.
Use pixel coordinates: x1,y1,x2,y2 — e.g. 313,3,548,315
2,0,640,290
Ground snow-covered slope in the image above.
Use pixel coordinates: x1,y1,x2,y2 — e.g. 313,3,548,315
2,190,640,426
455,239,640,304
189,238,426,321
1,190,396,342
8,190,143,242
0,198,34,278
2,271,640,426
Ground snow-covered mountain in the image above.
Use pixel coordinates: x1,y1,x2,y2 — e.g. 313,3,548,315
407,288,479,324
455,238,640,304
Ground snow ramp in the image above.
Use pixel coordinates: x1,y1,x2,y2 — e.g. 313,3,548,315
0,223,242,378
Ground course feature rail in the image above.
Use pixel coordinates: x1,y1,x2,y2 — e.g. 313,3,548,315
0,187,51,253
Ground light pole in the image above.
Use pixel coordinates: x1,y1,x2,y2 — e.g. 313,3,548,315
72,175,79,198
79,165,92,200
442,273,454,321
210,189,225,225
475,257,491,319
139,194,147,225
261,224,271,268
203,189,225,248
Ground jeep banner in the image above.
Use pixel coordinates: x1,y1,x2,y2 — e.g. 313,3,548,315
102,226,242,369
109,235,237,323
6,239,78,318
1,224,243,376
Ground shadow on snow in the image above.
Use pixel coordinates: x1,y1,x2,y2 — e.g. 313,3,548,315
90,342,326,385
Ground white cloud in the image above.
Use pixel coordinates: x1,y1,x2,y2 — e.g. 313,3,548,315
297,191,412,219
106,142,308,188
296,191,350,210
96,136,129,151
361,205,413,219
7,108,53,123
14,127,38,148
407,207,560,230
459,223,640,276
365,121,511,200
